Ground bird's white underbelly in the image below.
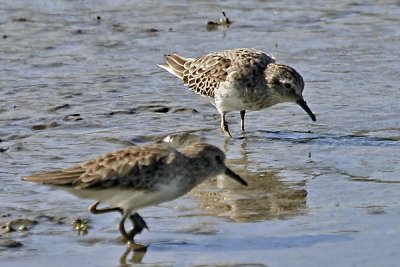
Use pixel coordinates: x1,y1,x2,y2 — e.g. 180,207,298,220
116,183,183,214
62,180,184,215
213,88,262,112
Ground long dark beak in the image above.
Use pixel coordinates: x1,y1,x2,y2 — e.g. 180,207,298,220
224,167,248,186
296,99,316,121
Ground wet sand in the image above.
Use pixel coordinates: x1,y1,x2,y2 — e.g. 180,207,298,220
1,1,400,266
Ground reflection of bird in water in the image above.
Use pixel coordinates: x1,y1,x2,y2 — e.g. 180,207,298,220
219,137,307,222
191,169,307,223
119,244,148,265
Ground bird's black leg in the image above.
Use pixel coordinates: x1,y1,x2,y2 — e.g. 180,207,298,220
89,201,122,214
89,202,134,243
89,202,148,244
240,110,246,132
127,213,149,241
221,112,232,138
119,214,133,244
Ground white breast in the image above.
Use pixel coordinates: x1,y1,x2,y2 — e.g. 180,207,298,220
213,85,249,112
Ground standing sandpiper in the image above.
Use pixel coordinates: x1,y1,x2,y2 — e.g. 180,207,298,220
159,48,316,137
23,142,247,244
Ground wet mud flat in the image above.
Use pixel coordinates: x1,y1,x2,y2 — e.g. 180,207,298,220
1,0,400,266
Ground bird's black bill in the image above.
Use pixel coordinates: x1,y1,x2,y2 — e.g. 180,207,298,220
296,99,316,121
224,168,248,186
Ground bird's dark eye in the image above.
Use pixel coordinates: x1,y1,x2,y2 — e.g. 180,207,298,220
284,83,292,89
215,155,222,162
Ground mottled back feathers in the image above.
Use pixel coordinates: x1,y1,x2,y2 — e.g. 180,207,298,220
159,48,276,98
24,144,179,190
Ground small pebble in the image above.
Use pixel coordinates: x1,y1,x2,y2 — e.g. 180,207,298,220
146,28,158,33
0,239,23,248
173,107,199,114
12,17,28,22
31,122,59,130
63,114,82,121
51,103,71,111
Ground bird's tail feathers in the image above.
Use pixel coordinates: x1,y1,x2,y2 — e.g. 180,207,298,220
23,166,84,185
158,54,192,79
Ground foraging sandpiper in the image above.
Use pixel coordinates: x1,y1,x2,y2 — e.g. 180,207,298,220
159,48,316,137
23,142,247,244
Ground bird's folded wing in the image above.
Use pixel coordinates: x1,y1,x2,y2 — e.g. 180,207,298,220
161,48,276,98
177,52,231,98
23,145,177,190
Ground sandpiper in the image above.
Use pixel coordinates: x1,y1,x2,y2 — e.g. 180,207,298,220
23,142,247,244
159,48,316,137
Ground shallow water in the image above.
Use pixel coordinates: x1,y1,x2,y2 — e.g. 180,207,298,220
1,0,400,266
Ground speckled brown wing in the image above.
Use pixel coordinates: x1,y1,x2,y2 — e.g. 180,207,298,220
160,53,229,97
159,48,275,98
24,144,178,190
181,52,231,97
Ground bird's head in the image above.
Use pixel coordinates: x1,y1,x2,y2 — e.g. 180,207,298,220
181,143,247,186
265,63,316,121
